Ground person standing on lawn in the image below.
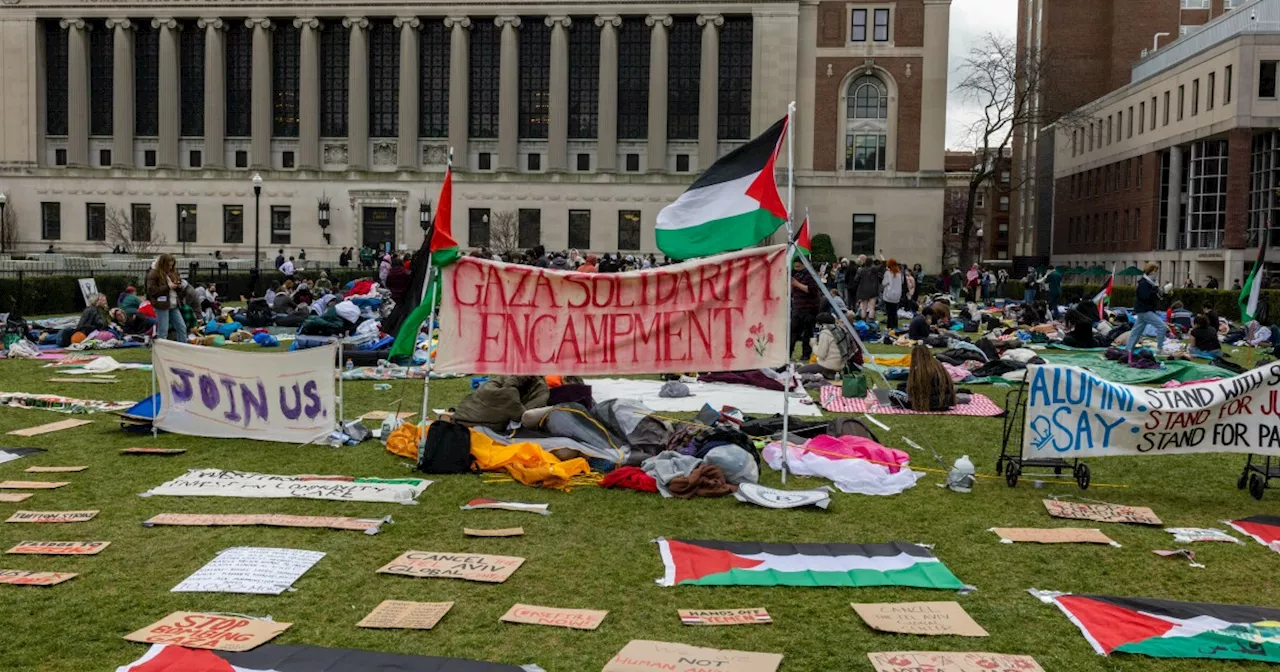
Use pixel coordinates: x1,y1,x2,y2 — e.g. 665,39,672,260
146,253,187,343
1044,264,1063,309
790,256,821,361
880,258,905,332
1127,263,1168,362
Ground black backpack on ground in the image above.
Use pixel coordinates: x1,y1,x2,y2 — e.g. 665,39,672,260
825,417,879,443
417,419,473,474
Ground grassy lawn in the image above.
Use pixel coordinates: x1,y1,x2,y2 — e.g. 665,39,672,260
2,344,1279,671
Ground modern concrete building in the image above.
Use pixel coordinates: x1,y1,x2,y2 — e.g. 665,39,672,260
0,0,951,267
1051,0,1280,287
1012,0,1239,262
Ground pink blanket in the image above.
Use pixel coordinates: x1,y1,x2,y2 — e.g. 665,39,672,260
800,434,909,473
819,386,1005,417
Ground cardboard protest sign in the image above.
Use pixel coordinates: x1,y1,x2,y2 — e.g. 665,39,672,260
141,469,429,504
357,600,454,630
1167,527,1242,544
171,547,325,595
1023,363,1280,458
500,604,608,630
77,278,98,304
603,640,783,672
152,340,338,443
8,419,92,437
851,602,988,637
435,245,790,376
0,493,32,502
24,466,87,473
7,540,109,555
46,377,116,384
359,411,416,421
990,527,1117,545
6,510,99,523
121,448,186,455
460,498,550,515
144,513,389,534
678,608,772,626
124,612,291,651
464,527,524,537
868,652,1044,672
0,569,77,586
1043,499,1162,525
376,551,525,583
0,481,69,490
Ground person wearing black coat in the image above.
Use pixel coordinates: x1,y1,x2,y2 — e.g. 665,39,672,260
1126,263,1169,361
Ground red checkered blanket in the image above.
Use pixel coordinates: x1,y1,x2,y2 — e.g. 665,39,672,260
819,386,1004,417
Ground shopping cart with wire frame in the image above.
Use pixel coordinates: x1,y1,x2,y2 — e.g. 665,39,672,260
994,379,1091,489
1236,454,1280,500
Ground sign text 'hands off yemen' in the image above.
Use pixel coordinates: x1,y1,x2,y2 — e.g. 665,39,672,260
1024,363,1280,458
434,246,789,376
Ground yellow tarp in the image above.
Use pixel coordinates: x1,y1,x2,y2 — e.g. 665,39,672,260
875,353,912,367
384,422,592,490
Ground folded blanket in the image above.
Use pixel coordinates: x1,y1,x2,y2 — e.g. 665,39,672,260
667,464,737,499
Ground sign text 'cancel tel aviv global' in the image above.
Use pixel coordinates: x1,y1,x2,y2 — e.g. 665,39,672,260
434,246,789,376
1023,363,1280,458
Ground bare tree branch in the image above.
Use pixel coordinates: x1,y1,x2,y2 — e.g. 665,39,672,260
488,210,519,256
103,207,167,255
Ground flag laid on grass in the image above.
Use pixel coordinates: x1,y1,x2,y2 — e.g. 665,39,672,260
1093,271,1114,320
118,643,526,672
388,157,461,360
655,539,963,589
1035,591,1280,661
1226,515,1280,553
656,116,789,260
1240,240,1267,324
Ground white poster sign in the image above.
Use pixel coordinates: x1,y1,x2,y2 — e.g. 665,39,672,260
152,340,338,443
171,547,325,595
1023,363,1280,458
77,278,98,305
141,469,430,505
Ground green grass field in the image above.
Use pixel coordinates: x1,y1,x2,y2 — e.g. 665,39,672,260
2,344,1279,671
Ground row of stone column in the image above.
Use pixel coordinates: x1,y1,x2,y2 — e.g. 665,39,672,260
56,14,733,173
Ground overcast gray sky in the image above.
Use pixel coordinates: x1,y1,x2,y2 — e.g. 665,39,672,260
946,0,1018,149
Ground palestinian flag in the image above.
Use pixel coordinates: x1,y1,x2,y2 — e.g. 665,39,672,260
1093,272,1113,320
656,116,789,260
1240,238,1266,324
118,644,526,672
793,215,811,260
1036,591,1280,662
1226,515,1280,553
655,539,963,589
388,154,461,360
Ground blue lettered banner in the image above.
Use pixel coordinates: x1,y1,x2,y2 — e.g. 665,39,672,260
1023,363,1280,458
153,340,337,444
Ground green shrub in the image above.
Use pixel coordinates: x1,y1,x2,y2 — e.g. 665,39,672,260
809,234,837,264
0,268,377,317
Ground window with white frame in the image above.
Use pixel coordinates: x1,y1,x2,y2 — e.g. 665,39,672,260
844,74,888,171
1180,0,1209,9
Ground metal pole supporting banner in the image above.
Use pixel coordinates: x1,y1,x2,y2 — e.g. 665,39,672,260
337,339,344,427
780,101,797,484
416,263,439,462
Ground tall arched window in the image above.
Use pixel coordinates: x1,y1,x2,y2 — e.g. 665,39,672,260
845,75,888,171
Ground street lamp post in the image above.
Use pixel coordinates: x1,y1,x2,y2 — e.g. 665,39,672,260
180,208,188,258
0,192,7,255
252,173,263,294
419,200,432,231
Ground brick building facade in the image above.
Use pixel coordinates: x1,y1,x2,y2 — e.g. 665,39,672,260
1051,2,1280,288
1012,0,1237,261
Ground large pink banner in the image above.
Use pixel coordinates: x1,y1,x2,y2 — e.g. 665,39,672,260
435,245,790,376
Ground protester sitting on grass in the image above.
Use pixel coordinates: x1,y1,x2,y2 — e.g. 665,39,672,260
798,313,853,378
118,286,142,317
1189,314,1224,359
900,344,958,412
1061,299,1101,349
75,294,111,336
907,302,950,341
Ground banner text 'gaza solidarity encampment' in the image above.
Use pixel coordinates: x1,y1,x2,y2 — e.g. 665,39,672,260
434,246,789,376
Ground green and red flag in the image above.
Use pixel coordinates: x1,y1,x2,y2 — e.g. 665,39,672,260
655,539,963,589
388,156,461,361
794,214,811,260
1227,515,1280,553
656,116,789,260
1036,591,1280,662
1093,267,1114,319
1240,235,1267,324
